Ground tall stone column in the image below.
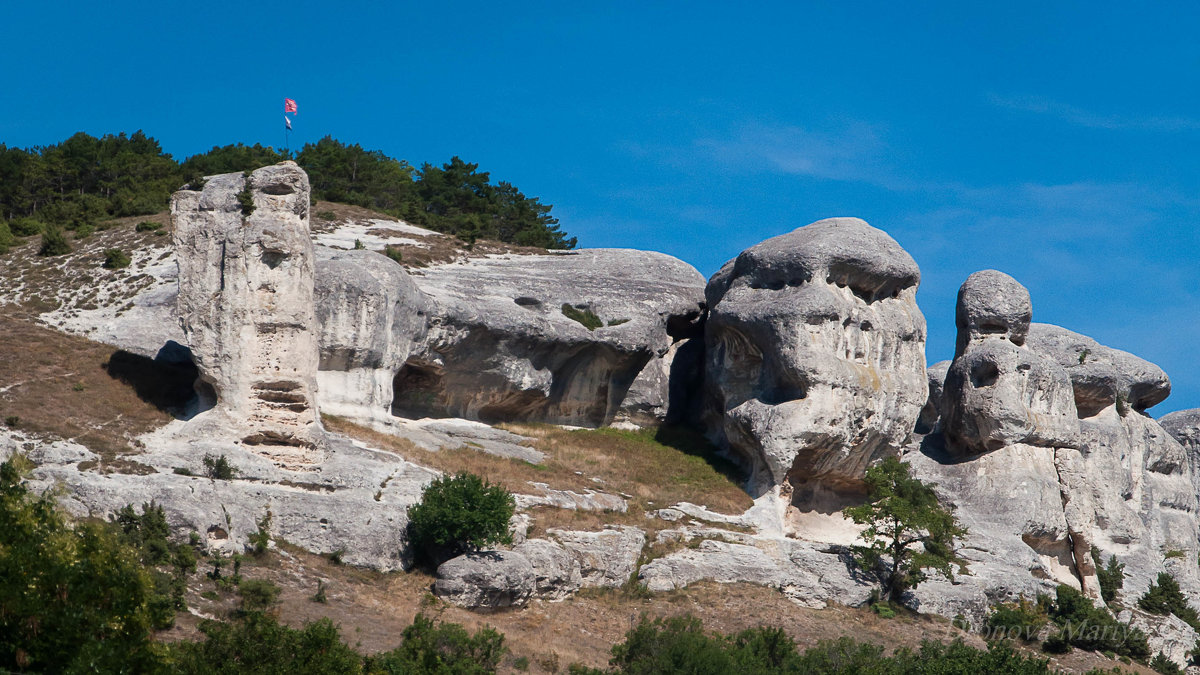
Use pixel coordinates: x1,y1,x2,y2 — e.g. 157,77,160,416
171,161,324,468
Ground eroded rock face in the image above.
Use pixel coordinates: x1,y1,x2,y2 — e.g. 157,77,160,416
953,269,1032,357
513,538,583,600
398,250,705,427
915,360,951,434
703,218,927,500
172,162,323,468
1027,323,1171,417
940,271,1079,456
314,248,429,422
434,550,535,610
912,270,1199,629
547,526,645,588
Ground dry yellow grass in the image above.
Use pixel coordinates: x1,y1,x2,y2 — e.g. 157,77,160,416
0,312,185,462
323,417,753,519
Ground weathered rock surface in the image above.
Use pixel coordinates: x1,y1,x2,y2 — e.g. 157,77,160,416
1162,409,1200,498
514,483,627,512
940,271,1079,456
915,360,951,434
1027,323,1172,417
172,163,324,468
397,250,706,427
1121,609,1198,668
953,269,1032,357
941,340,1080,455
1,426,435,571
434,550,535,610
638,536,875,609
314,247,429,423
513,538,583,600
704,217,927,506
911,269,1200,642
548,526,646,588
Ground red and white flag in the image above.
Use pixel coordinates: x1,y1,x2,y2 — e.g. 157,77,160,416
284,98,298,114
285,116,292,130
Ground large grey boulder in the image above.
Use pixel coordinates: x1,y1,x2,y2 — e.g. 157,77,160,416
314,248,429,423
940,271,1079,457
513,538,583,600
1027,323,1171,417
398,249,705,427
703,217,927,501
548,526,646,588
953,269,1032,357
434,550,535,610
172,163,324,468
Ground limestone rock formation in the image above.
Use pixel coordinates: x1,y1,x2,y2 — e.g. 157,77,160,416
911,270,1200,642
703,217,927,502
2,427,436,571
953,269,1032,357
940,271,1079,456
1162,409,1200,453
547,526,645,588
172,162,324,468
915,360,950,434
434,550,535,610
1162,409,1200,497
314,248,429,422
513,538,583,600
397,250,705,427
1027,323,1172,417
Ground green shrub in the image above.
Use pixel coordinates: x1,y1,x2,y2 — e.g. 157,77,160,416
202,453,237,480
1091,546,1125,603
237,578,281,612
316,210,337,221
1151,652,1184,674
37,227,71,256
0,220,13,253
135,220,162,232
170,613,363,674
406,472,515,565
0,459,165,673
1044,584,1150,659
384,245,403,264
236,174,255,216
248,510,271,556
870,602,896,619
562,304,603,331
986,596,1048,642
311,579,327,603
10,217,45,237
605,614,1060,674
353,238,365,249
4,416,18,428
366,612,506,674
103,247,131,269
1139,572,1200,631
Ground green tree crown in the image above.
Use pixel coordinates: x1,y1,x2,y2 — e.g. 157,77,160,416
842,456,967,602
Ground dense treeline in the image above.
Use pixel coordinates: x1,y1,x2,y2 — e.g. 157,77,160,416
0,131,575,250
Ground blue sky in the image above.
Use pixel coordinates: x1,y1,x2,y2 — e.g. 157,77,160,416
5,2,1198,414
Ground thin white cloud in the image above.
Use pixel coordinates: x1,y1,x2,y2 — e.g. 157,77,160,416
989,93,1200,132
694,122,894,185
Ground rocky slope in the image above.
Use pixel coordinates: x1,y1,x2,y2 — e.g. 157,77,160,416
4,161,1200,670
